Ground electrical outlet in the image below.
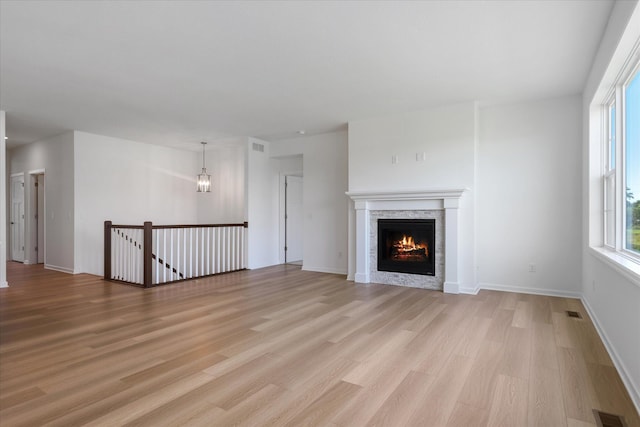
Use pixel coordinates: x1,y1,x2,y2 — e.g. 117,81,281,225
528,263,536,273
392,155,399,164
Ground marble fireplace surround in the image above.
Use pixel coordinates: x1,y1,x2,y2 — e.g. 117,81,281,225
347,189,466,294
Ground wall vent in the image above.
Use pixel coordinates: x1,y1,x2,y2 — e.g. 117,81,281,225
566,310,582,319
252,142,265,152
593,409,626,427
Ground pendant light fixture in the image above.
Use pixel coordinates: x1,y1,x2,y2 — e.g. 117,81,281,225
196,141,211,192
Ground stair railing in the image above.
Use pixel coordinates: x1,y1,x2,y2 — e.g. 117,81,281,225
104,221,248,287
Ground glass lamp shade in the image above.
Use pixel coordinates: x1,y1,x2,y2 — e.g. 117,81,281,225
196,169,212,192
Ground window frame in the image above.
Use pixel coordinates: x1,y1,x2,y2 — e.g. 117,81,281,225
603,95,617,249
603,57,640,263
621,61,640,260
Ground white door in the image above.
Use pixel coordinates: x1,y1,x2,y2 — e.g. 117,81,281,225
11,175,25,262
285,176,303,263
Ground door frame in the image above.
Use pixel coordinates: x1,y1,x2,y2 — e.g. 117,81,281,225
28,169,46,265
279,171,303,264
10,173,25,262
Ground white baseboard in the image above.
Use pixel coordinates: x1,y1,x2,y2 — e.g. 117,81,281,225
0,281,8,288
354,272,369,283
301,265,347,276
581,296,640,415
460,283,481,295
443,281,460,294
477,282,581,299
44,264,75,274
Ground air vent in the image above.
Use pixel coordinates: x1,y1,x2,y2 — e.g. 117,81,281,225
252,142,265,152
593,409,626,427
566,310,582,319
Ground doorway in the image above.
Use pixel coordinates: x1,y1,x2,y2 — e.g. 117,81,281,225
284,175,303,264
29,172,45,264
10,174,25,262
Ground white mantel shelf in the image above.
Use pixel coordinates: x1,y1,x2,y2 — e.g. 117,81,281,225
346,189,467,201
347,188,468,294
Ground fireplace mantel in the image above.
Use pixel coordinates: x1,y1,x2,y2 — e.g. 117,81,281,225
346,189,466,203
347,188,467,294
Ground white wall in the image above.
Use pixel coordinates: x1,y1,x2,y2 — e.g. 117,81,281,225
74,131,198,275
271,131,349,274
348,103,476,191
196,141,246,224
246,137,279,269
9,131,75,273
582,1,640,411
0,110,6,287
477,96,583,295
348,103,476,288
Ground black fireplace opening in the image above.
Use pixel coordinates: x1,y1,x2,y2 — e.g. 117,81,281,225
377,219,435,276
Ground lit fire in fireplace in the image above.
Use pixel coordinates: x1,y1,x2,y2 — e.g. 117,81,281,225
391,235,428,260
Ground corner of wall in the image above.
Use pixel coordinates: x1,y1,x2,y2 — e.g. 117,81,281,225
0,110,6,287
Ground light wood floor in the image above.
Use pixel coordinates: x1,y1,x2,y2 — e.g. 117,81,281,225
0,263,638,426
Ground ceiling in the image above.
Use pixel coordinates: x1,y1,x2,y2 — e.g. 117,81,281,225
0,0,614,150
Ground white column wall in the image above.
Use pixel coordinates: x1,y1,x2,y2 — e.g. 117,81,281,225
0,111,7,287
246,137,279,269
270,131,349,275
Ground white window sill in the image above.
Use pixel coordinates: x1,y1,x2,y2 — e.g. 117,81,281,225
589,246,640,288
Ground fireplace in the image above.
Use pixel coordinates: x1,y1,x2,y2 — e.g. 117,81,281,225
347,188,466,293
377,219,435,276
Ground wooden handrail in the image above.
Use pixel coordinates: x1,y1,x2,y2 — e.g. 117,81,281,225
109,222,247,229
150,222,248,229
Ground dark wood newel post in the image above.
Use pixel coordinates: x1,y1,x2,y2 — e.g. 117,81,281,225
143,221,153,288
104,221,112,280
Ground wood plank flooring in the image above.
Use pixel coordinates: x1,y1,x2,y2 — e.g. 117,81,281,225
0,262,638,426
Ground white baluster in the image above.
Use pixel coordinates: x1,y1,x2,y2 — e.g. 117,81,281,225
230,227,235,271
234,227,239,270
170,228,174,281
224,227,230,272
161,229,166,284
155,229,160,284
189,228,193,279
205,227,210,275
215,228,220,274
176,228,180,281
111,230,116,279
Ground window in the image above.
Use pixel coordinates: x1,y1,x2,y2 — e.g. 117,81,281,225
604,59,640,259
604,100,616,248
625,69,640,254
